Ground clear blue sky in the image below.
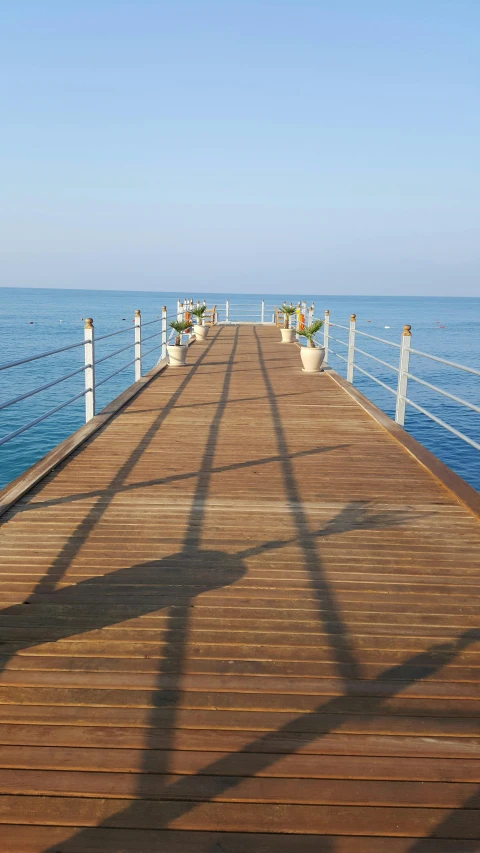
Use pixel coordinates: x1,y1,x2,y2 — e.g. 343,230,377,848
1,0,479,295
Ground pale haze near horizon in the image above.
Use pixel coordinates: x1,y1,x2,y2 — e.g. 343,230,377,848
1,0,479,296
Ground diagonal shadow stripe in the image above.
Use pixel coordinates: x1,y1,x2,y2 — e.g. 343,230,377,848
10,443,349,513
25,326,225,598
252,326,361,684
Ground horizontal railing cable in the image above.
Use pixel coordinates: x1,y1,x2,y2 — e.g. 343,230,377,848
354,347,399,373
0,365,87,412
329,322,350,331
141,331,161,344
351,363,397,395
95,342,133,365
355,329,401,348
404,397,480,452
410,348,480,377
0,339,85,372
95,326,132,342
328,350,348,364
95,358,137,389
0,390,87,448
406,373,480,414
142,343,162,359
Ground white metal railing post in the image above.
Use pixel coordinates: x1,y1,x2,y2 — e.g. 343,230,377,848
311,301,315,321
395,324,412,426
261,300,265,323
347,313,356,383
84,318,95,422
161,306,167,361
134,309,141,381
324,310,330,362
177,299,182,322
226,299,229,324
308,305,313,325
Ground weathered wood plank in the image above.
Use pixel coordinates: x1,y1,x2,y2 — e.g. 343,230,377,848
1,795,480,836
1,746,479,781
1,827,478,853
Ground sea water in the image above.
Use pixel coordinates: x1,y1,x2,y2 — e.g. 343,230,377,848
0,288,479,491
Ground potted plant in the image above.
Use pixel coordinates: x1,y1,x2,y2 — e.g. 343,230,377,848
297,319,325,372
191,305,209,341
167,320,193,366
280,304,297,343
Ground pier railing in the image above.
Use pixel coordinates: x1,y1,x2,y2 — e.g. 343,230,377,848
214,298,315,326
324,310,480,451
1,298,478,464
0,306,185,445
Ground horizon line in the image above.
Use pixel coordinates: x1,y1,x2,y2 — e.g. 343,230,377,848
0,286,478,300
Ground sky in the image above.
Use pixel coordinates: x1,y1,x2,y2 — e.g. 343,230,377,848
0,0,479,295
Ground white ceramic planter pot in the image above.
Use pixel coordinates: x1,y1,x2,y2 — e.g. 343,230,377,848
280,328,295,343
300,345,325,373
167,343,188,366
194,323,209,341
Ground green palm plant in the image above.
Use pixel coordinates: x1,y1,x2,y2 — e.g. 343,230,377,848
297,318,324,348
169,319,193,346
191,305,207,325
281,303,298,329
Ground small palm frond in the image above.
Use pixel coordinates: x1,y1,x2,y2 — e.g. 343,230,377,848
297,319,325,342
281,303,298,315
191,305,207,318
306,319,324,335
169,320,193,334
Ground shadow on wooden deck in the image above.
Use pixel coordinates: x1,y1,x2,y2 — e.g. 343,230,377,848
0,325,478,851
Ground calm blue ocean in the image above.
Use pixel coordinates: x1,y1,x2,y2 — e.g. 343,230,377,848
0,288,479,492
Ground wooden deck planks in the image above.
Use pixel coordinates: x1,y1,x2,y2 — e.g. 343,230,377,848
0,323,479,851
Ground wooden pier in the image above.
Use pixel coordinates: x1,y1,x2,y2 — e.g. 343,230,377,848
0,323,479,851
